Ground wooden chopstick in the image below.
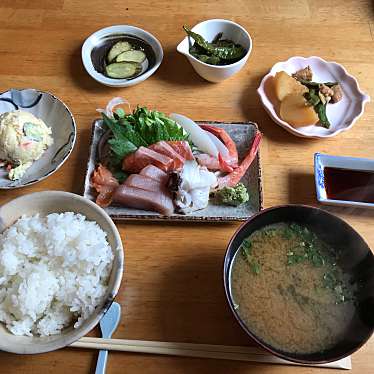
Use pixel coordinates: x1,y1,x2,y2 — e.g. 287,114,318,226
70,337,351,370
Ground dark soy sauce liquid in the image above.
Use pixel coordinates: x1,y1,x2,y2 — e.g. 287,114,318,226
324,167,374,203
91,34,156,79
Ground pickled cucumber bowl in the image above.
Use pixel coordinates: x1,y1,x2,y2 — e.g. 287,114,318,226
81,25,163,87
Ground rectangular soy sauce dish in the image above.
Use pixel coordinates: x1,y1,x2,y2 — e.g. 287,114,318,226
83,119,263,222
314,153,374,208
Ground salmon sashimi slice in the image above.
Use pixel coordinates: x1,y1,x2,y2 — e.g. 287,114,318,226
167,141,194,161
124,174,162,192
91,164,119,207
112,185,174,215
122,146,174,173
139,165,169,184
149,141,185,169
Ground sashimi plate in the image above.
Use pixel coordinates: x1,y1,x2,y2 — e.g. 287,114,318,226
83,119,263,222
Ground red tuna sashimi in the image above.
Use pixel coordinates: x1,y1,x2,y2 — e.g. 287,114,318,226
167,141,194,161
112,185,174,215
122,146,174,173
91,164,119,207
149,141,185,169
124,174,162,192
139,165,169,185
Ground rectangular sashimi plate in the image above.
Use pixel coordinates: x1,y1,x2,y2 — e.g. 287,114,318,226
83,119,263,222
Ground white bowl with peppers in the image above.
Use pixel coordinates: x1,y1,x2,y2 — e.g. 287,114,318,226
177,19,252,83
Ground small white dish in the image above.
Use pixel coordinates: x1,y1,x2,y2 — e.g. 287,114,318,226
258,56,370,138
314,153,374,208
177,19,252,83
0,88,76,189
0,191,124,354
82,25,163,87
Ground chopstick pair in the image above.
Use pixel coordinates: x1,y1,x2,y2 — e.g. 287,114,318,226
70,337,351,370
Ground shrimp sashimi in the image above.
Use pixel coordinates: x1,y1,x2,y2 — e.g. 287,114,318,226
122,146,174,173
194,153,220,170
199,124,238,167
91,164,119,207
217,131,262,189
195,153,234,173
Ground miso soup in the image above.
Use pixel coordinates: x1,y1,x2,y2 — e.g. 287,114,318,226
230,223,356,354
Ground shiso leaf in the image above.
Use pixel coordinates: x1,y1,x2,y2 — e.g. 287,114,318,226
101,105,190,175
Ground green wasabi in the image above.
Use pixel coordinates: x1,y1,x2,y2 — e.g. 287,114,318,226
215,183,249,206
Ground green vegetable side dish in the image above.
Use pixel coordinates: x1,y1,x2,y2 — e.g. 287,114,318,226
101,107,189,179
105,41,147,79
183,26,247,66
215,183,249,206
116,50,147,63
107,41,132,63
314,102,330,128
292,66,343,129
105,62,141,79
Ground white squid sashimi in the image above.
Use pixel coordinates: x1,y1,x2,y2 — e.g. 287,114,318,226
169,113,218,157
180,160,217,191
172,160,217,214
176,186,211,214
203,130,229,158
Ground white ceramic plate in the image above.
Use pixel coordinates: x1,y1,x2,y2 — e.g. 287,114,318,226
258,56,370,138
0,89,76,189
81,25,163,87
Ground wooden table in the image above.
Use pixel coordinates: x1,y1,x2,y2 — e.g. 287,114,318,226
1,0,374,373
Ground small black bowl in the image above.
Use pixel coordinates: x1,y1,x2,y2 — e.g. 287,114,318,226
223,205,374,364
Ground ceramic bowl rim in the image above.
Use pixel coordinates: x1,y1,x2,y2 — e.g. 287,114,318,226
0,88,77,190
257,56,370,139
314,152,374,208
223,204,374,364
178,18,252,69
0,190,124,354
81,24,163,87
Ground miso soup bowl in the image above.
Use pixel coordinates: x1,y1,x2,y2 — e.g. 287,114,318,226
223,205,374,364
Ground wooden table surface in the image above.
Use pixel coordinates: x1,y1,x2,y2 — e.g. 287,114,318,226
1,0,374,373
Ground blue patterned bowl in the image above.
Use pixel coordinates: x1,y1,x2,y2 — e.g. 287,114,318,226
0,89,76,189
314,153,374,208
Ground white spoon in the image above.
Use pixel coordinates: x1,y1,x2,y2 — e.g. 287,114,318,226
95,302,121,374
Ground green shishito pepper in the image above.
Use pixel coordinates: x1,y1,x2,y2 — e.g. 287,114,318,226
183,26,247,65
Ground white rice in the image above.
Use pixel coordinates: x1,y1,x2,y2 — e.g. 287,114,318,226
0,212,114,336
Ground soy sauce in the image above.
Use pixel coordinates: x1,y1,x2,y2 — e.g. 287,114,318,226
91,34,156,79
324,167,374,203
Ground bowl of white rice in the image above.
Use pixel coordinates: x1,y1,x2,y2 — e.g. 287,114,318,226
0,191,124,354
